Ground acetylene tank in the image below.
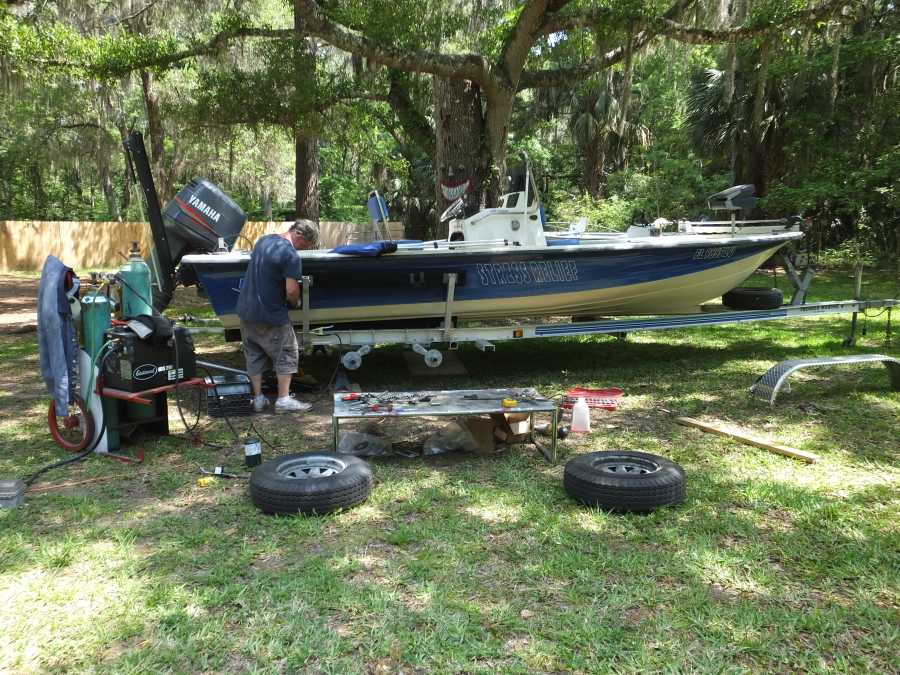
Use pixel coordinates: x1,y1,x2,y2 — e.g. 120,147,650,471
119,242,153,318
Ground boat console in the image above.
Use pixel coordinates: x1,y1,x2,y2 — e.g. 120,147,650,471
446,162,547,247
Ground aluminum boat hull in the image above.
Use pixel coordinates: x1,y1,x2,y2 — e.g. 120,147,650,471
182,232,801,329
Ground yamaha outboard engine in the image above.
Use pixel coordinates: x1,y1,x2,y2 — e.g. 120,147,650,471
124,132,246,310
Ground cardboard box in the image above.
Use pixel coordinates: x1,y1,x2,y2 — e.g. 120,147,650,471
491,412,532,434
464,416,498,455
490,413,532,444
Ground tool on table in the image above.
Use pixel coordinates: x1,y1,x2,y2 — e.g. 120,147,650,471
462,393,536,404
198,465,246,479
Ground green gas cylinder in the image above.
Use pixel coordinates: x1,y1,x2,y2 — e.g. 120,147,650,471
81,293,112,361
81,291,120,449
120,242,153,318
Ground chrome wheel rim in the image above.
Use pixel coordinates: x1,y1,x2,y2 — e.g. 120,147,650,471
277,455,347,479
592,455,660,475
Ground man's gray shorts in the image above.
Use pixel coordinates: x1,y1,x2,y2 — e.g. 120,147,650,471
240,320,299,376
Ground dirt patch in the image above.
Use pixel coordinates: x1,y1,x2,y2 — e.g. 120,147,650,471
0,274,39,333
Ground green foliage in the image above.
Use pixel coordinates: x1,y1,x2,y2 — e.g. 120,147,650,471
546,190,633,231
0,0,897,265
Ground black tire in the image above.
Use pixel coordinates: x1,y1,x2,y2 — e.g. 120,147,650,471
722,287,783,310
563,450,685,513
249,452,374,515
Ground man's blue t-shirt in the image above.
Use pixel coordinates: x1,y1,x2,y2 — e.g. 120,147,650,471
236,234,302,326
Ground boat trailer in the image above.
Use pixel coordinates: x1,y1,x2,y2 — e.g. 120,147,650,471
186,270,896,370
297,297,897,370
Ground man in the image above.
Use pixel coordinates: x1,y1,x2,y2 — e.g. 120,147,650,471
236,220,319,413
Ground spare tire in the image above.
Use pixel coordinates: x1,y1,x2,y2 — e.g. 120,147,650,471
722,287,783,310
250,452,374,515
564,450,685,513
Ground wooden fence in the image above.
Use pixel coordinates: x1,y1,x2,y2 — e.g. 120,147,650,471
0,220,404,272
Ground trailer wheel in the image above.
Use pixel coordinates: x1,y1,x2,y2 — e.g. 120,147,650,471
722,287,783,310
563,450,685,513
249,452,374,515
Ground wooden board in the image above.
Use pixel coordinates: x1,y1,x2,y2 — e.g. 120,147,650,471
676,416,819,464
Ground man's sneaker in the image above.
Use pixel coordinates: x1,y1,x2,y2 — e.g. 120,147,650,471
275,395,313,413
252,394,269,413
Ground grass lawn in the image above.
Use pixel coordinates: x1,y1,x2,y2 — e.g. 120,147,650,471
1,268,898,673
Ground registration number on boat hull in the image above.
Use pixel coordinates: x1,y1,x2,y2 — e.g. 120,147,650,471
693,246,737,260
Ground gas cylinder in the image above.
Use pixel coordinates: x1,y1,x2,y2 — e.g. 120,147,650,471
80,293,112,361
119,242,153,318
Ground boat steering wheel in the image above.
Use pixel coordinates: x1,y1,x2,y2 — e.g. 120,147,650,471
439,197,465,223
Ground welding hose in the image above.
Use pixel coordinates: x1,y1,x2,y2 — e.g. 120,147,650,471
26,347,117,487
120,272,286,451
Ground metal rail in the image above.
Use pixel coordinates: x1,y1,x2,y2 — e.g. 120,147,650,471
304,298,898,349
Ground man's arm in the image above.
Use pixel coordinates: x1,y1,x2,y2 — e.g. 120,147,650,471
285,277,300,308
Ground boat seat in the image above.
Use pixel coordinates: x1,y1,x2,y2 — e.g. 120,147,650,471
750,354,900,405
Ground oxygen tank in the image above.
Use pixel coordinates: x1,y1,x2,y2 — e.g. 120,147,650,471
81,293,112,361
120,242,153,318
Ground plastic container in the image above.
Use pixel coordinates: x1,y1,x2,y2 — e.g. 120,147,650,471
571,397,591,433
244,438,262,467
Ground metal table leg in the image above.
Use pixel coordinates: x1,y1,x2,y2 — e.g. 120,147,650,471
534,408,559,463
332,416,339,452
550,408,558,462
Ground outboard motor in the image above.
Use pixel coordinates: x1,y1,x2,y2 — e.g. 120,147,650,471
124,132,246,310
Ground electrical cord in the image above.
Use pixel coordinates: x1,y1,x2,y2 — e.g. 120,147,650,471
120,271,292,452
172,334,202,436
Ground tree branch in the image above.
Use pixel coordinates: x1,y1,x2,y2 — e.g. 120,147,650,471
24,27,292,75
518,32,654,90
655,0,848,45
293,0,490,85
111,0,158,26
496,0,554,90
539,0,697,36
521,0,845,90
539,6,616,35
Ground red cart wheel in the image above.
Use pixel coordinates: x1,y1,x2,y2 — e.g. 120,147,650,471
48,395,95,452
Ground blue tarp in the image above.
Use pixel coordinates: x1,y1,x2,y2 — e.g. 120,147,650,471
331,241,399,257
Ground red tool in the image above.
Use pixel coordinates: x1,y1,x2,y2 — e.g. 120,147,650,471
341,393,362,401
369,403,393,412
561,387,624,411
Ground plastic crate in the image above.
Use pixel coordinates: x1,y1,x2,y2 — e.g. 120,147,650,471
561,387,624,411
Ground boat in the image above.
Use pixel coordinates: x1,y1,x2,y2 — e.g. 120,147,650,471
125,134,803,332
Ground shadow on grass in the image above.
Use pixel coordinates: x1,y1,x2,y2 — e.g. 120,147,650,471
4,431,895,672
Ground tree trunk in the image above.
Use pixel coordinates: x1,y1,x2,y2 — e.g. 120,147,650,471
293,3,320,222
616,34,635,169
140,69,171,202
584,139,605,198
98,150,120,221
434,76,489,236
829,22,842,114
483,90,514,206
295,133,319,221
748,41,772,196
261,185,273,221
